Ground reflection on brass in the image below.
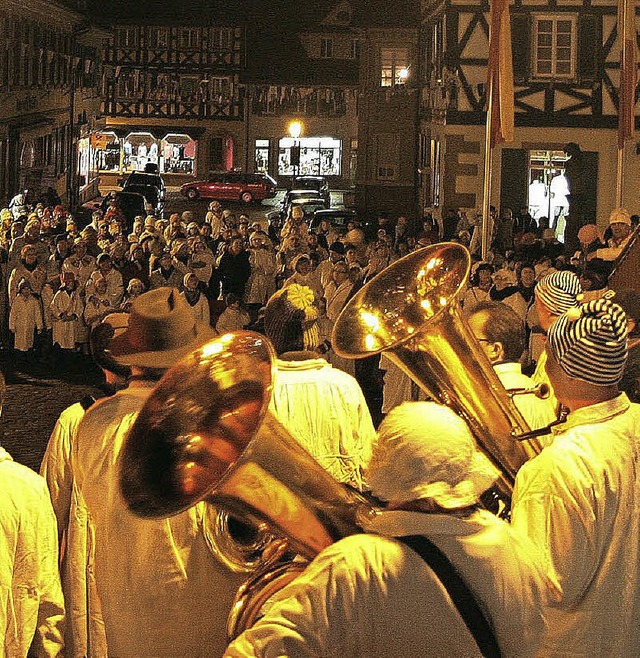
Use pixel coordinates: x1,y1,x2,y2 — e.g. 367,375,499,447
119,331,378,631
332,243,544,498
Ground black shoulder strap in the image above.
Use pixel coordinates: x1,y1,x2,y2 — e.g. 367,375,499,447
399,535,501,658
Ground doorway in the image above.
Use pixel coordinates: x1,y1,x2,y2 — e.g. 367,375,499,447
528,150,570,241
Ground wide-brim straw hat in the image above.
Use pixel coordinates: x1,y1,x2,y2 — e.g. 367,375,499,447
107,287,215,368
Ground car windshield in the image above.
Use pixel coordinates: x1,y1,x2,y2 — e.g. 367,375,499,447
127,173,162,188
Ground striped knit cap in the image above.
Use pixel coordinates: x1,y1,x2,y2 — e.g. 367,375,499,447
535,270,582,316
548,297,628,386
264,284,320,354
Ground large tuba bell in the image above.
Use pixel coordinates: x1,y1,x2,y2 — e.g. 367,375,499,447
119,331,377,633
332,243,544,496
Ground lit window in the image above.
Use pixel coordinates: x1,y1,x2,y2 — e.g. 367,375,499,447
320,38,334,59
533,15,576,79
380,47,409,87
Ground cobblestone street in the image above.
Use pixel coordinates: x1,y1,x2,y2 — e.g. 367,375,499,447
0,354,104,473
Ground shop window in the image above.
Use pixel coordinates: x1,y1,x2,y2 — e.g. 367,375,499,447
94,132,120,172
255,139,269,173
533,15,576,79
122,132,158,173
277,136,342,176
161,133,196,174
380,47,409,87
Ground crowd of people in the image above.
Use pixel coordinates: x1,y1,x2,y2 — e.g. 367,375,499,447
3,186,640,656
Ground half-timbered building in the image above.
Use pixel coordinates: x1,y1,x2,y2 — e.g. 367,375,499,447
96,7,245,186
0,0,107,206
420,0,640,232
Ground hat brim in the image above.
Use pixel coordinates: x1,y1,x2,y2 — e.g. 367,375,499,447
107,322,217,369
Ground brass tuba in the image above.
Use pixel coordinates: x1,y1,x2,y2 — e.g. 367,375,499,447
332,243,544,496
119,331,377,634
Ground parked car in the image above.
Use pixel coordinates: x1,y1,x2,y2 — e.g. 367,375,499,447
287,175,330,206
282,192,329,219
123,171,166,201
180,172,278,203
120,183,164,217
309,208,370,235
99,191,149,229
282,188,328,213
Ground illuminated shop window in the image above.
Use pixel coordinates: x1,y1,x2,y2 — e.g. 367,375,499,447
255,139,270,173
277,137,341,176
161,133,196,175
94,132,121,172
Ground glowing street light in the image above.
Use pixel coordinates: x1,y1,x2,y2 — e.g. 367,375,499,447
288,120,303,140
288,120,303,176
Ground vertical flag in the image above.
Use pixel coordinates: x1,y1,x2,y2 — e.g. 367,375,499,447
618,0,637,149
487,0,515,147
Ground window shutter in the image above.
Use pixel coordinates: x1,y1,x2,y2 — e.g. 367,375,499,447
499,149,528,214
511,14,531,84
577,14,599,84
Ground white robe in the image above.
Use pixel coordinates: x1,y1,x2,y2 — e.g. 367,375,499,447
0,447,65,657
9,293,43,351
245,248,277,305
511,393,640,655
50,287,84,349
227,509,553,658
71,384,246,657
270,357,376,490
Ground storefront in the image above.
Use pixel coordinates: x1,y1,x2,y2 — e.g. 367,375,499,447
93,127,203,176
274,136,342,177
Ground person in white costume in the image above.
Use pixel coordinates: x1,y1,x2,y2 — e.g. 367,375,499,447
40,314,131,657
225,401,555,658
511,296,640,655
9,278,44,354
468,300,557,431
0,372,65,657
70,289,245,657
264,283,376,491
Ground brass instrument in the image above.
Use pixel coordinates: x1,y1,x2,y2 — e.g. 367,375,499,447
332,243,544,495
119,331,377,635
609,225,640,293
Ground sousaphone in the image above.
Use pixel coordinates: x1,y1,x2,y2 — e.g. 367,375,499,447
119,331,377,636
332,242,545,498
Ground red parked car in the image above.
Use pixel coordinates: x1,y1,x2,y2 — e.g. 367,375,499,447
180,172,278,204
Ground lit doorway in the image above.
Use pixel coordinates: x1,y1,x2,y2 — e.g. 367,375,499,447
528,150,570,242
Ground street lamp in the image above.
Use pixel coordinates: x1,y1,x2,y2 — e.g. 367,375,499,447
288,120,303,177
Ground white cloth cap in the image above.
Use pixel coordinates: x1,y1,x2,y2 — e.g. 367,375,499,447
367,402,500,508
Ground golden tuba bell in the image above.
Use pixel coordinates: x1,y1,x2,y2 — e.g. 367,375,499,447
119,331,377,634
332,243,544,497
